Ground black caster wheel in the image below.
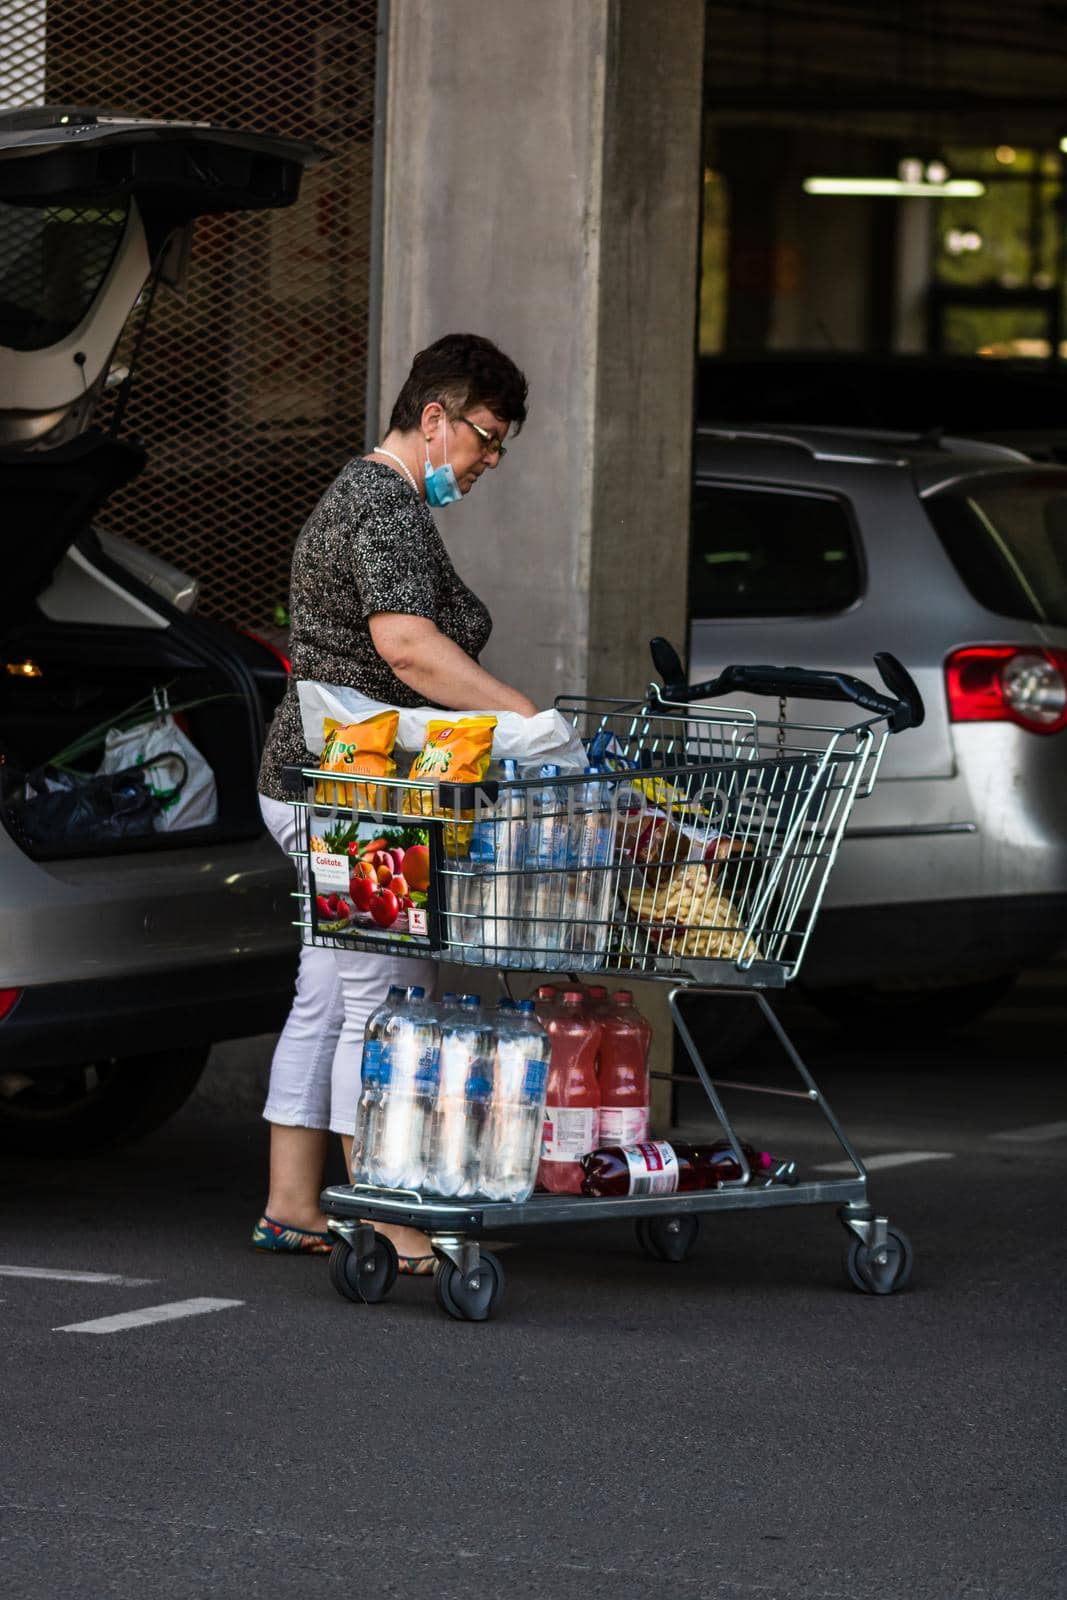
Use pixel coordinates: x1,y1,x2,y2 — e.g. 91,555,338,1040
329,1232,399,1305
844,1226,913,1296
433,1250,505,1322
635,1213,701,1263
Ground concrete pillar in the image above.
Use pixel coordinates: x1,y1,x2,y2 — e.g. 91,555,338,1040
377,0,704,708
379,0,705,1129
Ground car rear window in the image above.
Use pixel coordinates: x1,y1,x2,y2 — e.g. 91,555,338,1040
924,473,1067,628
0,196,129,351
689,483,861,617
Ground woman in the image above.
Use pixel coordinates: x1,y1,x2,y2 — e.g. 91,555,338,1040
254,332,536,1269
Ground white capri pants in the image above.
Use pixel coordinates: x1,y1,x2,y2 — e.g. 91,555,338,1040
259,793,435,1136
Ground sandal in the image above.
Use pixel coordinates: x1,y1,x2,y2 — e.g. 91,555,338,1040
397,1254,437,1276
252,1214,333,1255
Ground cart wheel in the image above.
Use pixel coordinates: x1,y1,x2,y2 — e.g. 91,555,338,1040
433,1250,505,1322
635,1214,701,1264
844,1226,913,1296
329,1233,399,1305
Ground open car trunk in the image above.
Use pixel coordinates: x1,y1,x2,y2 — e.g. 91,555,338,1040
0,514,286,860
0,109,317,859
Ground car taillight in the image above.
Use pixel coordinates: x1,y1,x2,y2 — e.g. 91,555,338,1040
946,646,1067,734
240,629,291,674
0,988,22,1022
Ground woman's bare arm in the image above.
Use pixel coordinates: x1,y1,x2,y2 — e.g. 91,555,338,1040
369,612,539,717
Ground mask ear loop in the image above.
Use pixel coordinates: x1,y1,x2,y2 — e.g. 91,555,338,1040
424,403,449,483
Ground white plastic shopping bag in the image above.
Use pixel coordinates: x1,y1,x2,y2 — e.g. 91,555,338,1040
296,682,589,774
97,689,218,831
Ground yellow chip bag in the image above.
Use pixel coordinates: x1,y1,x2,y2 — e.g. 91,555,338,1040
314,710,399,811
403,715,497,854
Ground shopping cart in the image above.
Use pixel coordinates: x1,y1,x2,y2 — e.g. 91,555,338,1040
283,639,925,1321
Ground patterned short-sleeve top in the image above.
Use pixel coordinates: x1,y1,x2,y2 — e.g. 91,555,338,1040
257,457,492,801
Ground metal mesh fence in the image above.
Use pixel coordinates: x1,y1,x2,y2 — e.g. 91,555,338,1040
0,0,379,630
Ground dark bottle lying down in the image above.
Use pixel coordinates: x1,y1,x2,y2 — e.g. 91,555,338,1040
580,1139,773,1197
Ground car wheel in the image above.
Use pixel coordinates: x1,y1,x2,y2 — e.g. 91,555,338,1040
802,972,1018,1039
0,1045,210,1155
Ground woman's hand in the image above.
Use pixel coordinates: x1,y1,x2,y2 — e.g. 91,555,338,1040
369,613,540,717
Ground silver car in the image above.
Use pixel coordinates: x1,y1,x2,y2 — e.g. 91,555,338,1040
688,424,1067,1029
0,109,322,1150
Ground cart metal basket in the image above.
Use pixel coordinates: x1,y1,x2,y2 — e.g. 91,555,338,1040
283,640,925,1321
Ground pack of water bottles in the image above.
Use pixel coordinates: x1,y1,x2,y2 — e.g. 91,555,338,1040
351,986,552,1203
442,759,618,972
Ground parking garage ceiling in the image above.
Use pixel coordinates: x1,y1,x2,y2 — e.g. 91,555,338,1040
705,1,1067,141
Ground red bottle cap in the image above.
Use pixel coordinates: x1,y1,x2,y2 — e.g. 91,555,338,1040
612,990,633,1004
588,985,608,999
535,985,558,999
562,990,584,1005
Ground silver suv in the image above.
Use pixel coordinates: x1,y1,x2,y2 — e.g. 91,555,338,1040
688,424,1067,1029
0,109,322,1150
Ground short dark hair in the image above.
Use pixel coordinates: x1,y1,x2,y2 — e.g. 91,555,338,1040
388,333,528,434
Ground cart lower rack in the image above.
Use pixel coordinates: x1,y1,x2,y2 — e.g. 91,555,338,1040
285,640,924,1321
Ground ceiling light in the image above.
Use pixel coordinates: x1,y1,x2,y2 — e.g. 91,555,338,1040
995,145,1017,164
4,660,42,678
804,177,986,198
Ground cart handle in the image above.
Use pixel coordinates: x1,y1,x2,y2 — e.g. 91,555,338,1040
649,638,925,732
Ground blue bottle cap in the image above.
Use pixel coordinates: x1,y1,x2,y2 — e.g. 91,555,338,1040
540,763,561,778
441,991,460,1003
460,994,480,1008
466,1073,492,1103
517,999,536,1013
408,985,426,999
502,758,519,781
497,998,517,1011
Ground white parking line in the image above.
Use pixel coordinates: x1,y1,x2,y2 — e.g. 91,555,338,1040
990,1120,1067,1144
815,1150,955,1174
55,1298,244,1335
0,1265,155,1287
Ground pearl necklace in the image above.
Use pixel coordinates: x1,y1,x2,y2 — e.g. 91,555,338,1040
371,446,420,498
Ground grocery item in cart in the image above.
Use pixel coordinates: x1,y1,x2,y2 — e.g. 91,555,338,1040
312,820,432,943
364,988,441,1190
564,770,618,969
314,710,399,809
619,808,759,962
580,1139,773,1197
480,1000,551,1203
351,984,407,1182
525,765,571,968
597,990,651,1147
423,996,494,1198
537,990,603,1194
481,759,527,965
447,759,527,965
623,858,755,961
403,716,497,854
297,682,588,773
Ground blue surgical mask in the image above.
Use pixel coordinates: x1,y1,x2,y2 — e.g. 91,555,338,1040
424,416,462,507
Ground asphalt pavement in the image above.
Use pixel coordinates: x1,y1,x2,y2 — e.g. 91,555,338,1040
2,960,1065,1600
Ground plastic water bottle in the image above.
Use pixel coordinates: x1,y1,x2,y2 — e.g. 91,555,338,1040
424,996,494,1198
483,759,525,967
570,768,616,969
481,999,551,1202
350,983,406,1184
527,764,570,968
365,986,441,1190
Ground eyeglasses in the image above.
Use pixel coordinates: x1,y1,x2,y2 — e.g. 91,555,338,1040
458,415,507,459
